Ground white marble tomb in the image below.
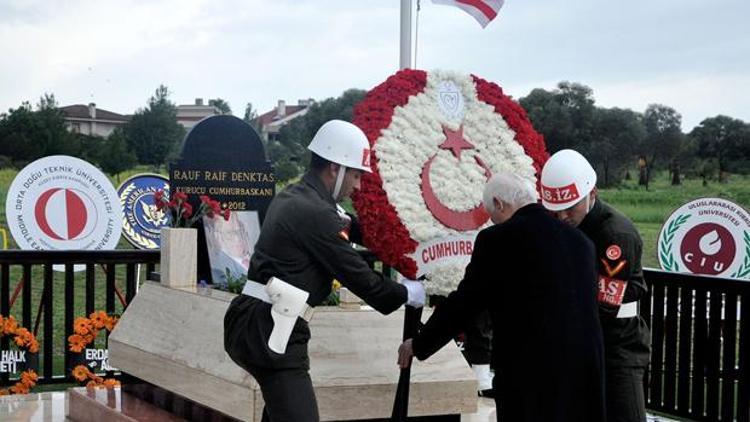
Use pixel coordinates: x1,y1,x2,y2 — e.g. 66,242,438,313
109,282,477,421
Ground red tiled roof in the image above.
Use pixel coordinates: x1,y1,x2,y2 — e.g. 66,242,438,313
258,105,307,127
59,105,129,122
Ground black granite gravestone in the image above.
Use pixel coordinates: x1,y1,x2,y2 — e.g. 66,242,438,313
169,115,274,283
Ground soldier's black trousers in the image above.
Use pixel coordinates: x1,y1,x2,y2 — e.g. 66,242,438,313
606,365,646,422
248,365,319,422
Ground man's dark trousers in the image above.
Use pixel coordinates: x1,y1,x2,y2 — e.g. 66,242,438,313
249,365,319,422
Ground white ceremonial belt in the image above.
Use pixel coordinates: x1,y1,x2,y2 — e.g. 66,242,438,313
616,301,638,319
241,280,315,322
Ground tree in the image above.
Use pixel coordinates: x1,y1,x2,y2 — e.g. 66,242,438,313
96,127,137,183
243,102,263,135
690,115,750,182
273,89,367,182
589,107,646,187
519,82,596,153
0,94,77,166
124,85,185,167
640,104,685,185
209,98,232,115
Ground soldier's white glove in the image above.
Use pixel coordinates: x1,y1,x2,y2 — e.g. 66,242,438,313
401,279,425,308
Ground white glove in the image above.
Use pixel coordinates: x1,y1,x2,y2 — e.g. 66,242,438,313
401,279,425,308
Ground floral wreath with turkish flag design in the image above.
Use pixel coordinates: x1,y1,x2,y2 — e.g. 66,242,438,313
352,69,548,295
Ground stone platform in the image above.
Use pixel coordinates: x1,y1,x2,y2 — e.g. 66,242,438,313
107,282,477,421
0,391,682,421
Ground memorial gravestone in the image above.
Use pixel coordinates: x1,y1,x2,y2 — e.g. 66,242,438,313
168,115,274,283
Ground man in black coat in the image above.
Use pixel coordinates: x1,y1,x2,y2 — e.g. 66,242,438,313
398,172,606,422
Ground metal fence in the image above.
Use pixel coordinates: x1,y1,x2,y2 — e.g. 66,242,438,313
0,250,159,384
0,250,748,422
642,269,750,422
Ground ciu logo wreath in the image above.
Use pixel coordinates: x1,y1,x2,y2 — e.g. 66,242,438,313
352,69,547,296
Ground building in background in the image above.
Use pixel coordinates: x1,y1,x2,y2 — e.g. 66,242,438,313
59,103,129,137
258,99,314,142
177,98,220,129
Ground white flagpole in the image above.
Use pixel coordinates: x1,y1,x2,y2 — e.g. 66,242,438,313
400,0,412,69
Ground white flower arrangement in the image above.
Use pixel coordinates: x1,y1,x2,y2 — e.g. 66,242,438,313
373,70,537,296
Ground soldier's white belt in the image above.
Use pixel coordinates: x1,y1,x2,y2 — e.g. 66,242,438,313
616,301,638,319
242,278,314,354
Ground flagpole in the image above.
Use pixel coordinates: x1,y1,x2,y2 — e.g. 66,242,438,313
399,0,412,69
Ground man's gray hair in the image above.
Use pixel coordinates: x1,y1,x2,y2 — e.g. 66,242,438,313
483,172,538,213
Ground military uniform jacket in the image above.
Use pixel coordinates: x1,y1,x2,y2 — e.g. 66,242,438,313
413,204,606,422
224,172,407,371
579,199,651,368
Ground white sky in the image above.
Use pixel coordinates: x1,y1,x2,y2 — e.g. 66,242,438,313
0,0,747,131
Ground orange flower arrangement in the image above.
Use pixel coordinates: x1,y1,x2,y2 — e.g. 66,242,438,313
0,315,39,395
68,311,119,353
68,311,120,388
71,365,120,389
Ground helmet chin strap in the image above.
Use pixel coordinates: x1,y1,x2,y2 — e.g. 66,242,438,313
584,194,595,215
332,165,347,201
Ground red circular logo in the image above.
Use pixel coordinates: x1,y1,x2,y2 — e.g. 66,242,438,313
680,223,736,275
606,245,622,260
34,188,96,241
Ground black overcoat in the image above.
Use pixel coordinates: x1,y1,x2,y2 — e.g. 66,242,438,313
413,203,606,422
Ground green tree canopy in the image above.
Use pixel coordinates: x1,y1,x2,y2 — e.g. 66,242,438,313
0,94,76,166
641,104,685,185
272,89,367,182
690,115,750,180
519,82,596,153
589,107,646,187
243,102,263,135
124,85,185,167
209,98,232,115
96,127,137,182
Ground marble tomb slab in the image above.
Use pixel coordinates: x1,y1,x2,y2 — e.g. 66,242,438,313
109,282,476,421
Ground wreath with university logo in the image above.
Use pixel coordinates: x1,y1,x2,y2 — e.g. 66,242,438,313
352,69,548,295
658,213,691,272
730,231,750,279
68,311,120,389
0,315,39,395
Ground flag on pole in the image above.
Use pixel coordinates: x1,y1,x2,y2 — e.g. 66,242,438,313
431,0,505,28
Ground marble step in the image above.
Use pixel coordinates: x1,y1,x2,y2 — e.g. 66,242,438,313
67,387,186,422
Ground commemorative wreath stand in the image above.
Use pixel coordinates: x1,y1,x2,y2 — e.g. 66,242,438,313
68,69,546,421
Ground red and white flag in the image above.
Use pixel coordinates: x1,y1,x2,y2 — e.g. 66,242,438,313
432,0,505,28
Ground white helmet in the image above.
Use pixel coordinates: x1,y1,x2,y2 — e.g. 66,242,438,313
308,120,372,173
540,149,597,211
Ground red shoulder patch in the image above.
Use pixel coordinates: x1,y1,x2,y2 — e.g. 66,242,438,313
605,244,622,261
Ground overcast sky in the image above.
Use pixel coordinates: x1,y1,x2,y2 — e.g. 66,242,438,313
0,0,747,131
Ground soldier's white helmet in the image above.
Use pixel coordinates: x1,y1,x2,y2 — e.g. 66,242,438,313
308,120,372,173
540,149,597,211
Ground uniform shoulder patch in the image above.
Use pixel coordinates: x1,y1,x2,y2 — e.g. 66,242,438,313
605,244,622,260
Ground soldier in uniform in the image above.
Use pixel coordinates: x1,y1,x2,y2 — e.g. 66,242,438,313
398,172,606,422
541,149,651,422
224,120,425,422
